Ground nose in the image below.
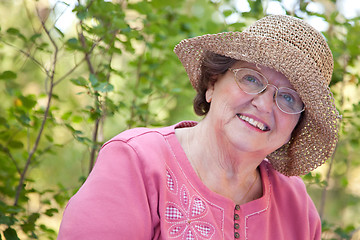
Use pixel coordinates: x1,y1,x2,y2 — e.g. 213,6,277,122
251,85,277,113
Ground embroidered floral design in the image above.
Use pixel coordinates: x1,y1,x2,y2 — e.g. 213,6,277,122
165,184,215,239
166,168,178,194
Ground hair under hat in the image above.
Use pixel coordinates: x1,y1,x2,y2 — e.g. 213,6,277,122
174,15,341,176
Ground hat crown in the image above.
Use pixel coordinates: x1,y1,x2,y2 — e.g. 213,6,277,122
173,14,340,176
244,15,333,85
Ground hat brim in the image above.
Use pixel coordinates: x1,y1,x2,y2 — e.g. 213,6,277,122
174,31,340,176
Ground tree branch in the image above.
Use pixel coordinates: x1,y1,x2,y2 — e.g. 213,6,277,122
54,39,98,86
53,57,85,86
128,52,145,129
319,51,349,219
1,145,22,175
88,117,100,173
0,40,48,75
77,18,101,174
13,8,59,207
319,145,337,218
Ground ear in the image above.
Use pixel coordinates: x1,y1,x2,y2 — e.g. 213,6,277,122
205,83,214,103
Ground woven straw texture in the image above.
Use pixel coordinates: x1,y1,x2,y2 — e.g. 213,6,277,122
174,15,341,176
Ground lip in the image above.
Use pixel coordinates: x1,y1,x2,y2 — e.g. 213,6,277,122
236,113,271,132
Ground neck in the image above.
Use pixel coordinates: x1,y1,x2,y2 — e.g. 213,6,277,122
175,120,264,204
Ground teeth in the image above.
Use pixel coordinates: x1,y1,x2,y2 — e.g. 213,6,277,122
238,115,268,131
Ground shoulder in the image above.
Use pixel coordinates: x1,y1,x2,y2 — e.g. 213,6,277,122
263,161,321,237
101,121,197,155
263,161,318,213
105,125,174,146
263,161,320,222
95,124,181,173
264,161,307,195
99,125,175,157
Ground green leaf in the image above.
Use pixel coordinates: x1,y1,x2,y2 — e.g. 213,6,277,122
0,71,17,80
321,220,333,232
44,208,59,217
76,10,88,20
66,38,82,50
0,117,8,127
37,42,50,51
61,111,72,120
45,134,54,142
67,37,78,45
54,26,65,38
21,213,40,233
0,215,15,225
222,9,233,17
74,135,91,144
142,88,152,94
41,199,51,205
344,225,355,233
229,22,246,30
64,123,76,133
61,1,70,6
6,27,26,41
171,88,181,93
3,227,20,240
8,140,23,149
16,113,31,126
72,115,83,123
39,224,56,235
6,28,20,35
93,82,114,93
29,33,41,42
70,77,88,87
334,227,351,238
19,95,37,109
350,138,359,148
89,74,98,86
3,205,23,214
341,177,349,187
54,193,67,207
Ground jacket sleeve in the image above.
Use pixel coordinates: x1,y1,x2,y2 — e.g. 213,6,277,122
57,140,155,239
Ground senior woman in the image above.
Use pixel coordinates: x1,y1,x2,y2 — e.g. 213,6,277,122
58,15,341,239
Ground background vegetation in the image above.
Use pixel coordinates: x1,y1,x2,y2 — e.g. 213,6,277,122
0,0,359,239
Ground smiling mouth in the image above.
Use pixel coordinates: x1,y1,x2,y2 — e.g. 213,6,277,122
237,114,270,131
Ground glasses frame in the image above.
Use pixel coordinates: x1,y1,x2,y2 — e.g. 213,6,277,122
228,67,305,115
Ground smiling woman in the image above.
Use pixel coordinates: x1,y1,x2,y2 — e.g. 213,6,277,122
58,15,341,240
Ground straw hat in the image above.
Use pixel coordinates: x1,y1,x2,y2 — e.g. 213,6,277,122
174,15,341,176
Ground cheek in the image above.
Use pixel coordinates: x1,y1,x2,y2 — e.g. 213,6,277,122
291,114,301,129
282,114,301,142
211,85,236,105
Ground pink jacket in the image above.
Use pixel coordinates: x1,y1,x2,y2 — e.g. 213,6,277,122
58,121,321,239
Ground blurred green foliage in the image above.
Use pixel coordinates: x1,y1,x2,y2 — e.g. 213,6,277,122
0,0,359,239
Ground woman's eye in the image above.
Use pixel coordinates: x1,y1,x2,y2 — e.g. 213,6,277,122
281,93,295,104
243,75,260,84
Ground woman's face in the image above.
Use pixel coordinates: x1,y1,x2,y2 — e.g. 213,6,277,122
204,61,301,157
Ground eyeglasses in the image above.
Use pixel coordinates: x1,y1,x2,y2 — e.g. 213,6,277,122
229,67,305,115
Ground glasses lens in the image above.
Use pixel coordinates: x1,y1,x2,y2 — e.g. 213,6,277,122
232,68,305,114
276,88,304,114
235,69,267,94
